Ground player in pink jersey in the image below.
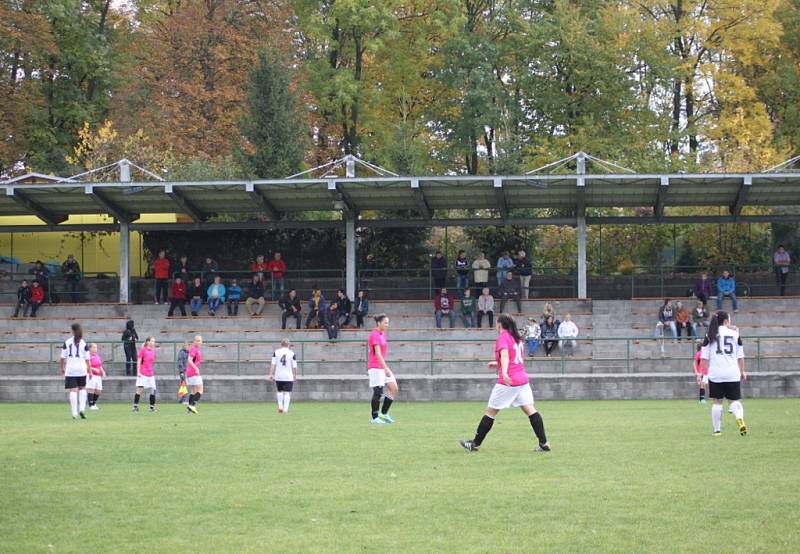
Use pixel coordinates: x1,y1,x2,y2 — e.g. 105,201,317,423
367,314,398,424
133,337,158,412
694,341,708,404
460,314,551,452
86,343,106,410
186,335,204,414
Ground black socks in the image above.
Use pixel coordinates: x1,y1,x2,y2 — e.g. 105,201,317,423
381,396,393,415
529,412,547,445
133,393,140,405
149,394,156,407
371,386,383,419
473,415,495,446
699,388,705,400
189,392,202,406
88,393,98,406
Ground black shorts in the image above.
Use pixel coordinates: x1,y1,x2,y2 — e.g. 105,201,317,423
64,375,87,389
275,380,294,392
708,380,742,401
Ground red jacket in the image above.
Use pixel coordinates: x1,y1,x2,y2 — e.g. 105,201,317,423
251,261,269,273
30,286,45,303
153,258,170,280
434,294,455,312
267,259,286,279
171,281,187,300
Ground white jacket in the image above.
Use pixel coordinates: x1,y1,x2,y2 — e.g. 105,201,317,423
558,320,579,338
477,294,494,312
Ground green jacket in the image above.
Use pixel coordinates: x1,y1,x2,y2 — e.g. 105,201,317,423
461,296,477,315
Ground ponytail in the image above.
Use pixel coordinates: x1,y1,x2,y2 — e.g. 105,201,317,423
71,323,83,342
497,314,523,343
707,310,728,343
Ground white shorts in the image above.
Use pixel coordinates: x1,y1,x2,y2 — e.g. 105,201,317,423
135,376,157,391
86,376,103,390
186,375,203,387
487,383,534,410
368,368,396,388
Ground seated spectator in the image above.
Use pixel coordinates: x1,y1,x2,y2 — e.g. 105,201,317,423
188,277,205,316
226,279,242,316
655,299,677,353
325,301,339,340
693,272,712,305
62,254,82,303
460,288,476,328
29,280,45,317
434,287,456,328
152,250,169,305
541,314,560,357
716,270,738,312
498,271,522,313
542,302,555,322
477,287,494,328
280,289,302,330
305,288,327,328
558,313,579,356
202,257,219,282
13,279,32,318
251,254,268,277
675,301,693,339
353,290,369,328
692,300,709,336
335,289,352,326
267,252,287,300
168,276,187,317
176,254,191,279
245,276,266,316
206,275,226,316
525,316,541,357
30,261,50,298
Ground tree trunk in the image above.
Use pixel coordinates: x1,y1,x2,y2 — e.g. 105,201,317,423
670,78,681,154
685,76,697,152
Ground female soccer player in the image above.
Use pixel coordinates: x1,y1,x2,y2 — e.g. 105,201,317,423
693,341,707,404
60,323,90,419
269,338,298,413
186,335,204,414
367,314,398,424
700,311,747,436
133,337,158,412
460,314,551,452
86,343,106,410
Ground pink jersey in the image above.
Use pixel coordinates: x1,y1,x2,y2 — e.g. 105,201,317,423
693,350,707,376
367,329,387,369
187,345,202,377
495,331,528,386
89,353,103,376
138,347,156,377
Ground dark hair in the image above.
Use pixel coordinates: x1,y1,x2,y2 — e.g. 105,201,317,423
778,244,785,249
707,311,729,343
71,323,83,341
663,298,670,305
497,314,523,343
338,289,345,295
374,313,388,324
289,288,296,294
458,249,465,255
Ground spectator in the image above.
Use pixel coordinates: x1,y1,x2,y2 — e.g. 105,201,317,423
541,314,560,357
353,290,369,328
29,280,45,317
477,287,495,328
226,279,242,316
434,287,456,329
655,299,677,353
692,300,709,336
454,250,470,299
188,277,205,316
460,288,477,328
558,313,579,356
325,301,339,340
525,317,541,357
202,257,219,282
335,289,352,326
774,245,791,296
121,320,138,376
496,251,514,285
675,301,693,339
206,275,226,316
251,254,268,277
152,250,170,305
516,251,533,300
267,252,287,300
693,272,712,305
305,288,327,328
280,289,302,330
431,251,447,291
61,254,81,303
498,271,522,314
176,254,191,279
168,276,187,317
542,302,555,322
245,275,266,316
13,279,32,318
30,261,50,300
472,252,491,296
716,270,738,312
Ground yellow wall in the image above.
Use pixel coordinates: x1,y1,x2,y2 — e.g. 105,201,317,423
0,214,176,277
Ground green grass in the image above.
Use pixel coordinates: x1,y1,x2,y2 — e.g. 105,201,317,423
1,399,799,553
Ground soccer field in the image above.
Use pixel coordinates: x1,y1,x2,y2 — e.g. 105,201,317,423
1,400,799,553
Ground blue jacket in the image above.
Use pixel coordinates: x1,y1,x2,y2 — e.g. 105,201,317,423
207,283,226,301
717,276,736,294
496,257,514,280
309,295,327,313
227,284,242,301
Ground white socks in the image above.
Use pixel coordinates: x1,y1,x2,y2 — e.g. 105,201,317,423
712,403,723,432
729,400,744,419
78,389,87,413
69,391,78,418
276,392,291,412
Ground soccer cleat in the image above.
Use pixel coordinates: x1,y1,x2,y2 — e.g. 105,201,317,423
712,431,722,437
370,417,386,424
378,413,395,423
149,406,158,413
699,398,707,405
187,404,197,414
459,439,478,452
79,411,86,419
535,443,551,452
736,418,747,436
132,405,139,412
89,405,99,411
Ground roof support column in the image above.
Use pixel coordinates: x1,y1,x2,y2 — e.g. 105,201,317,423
346,217,356,299
119,161,131,303
577,216,587,299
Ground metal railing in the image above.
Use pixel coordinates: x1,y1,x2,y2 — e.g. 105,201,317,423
0,272,120,302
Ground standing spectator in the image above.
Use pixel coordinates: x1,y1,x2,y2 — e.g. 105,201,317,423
496,251,514,286
245,275,266,316
152,250,170,304
353,290,369,328
434,288,456,328
716,270,738,312
188,277,205,316
498,271,522,314
431,251,447,291
305,288,327,328
693,272,712,305
558,313,579,356
460,288,477,328
61,254,81,303
226,279,242,316
29,280,45,317
525,317,541,357
176,254,191,279
335,289,352,326
12,279,32,318
516,251,533,300
675,301,694,339
655,299,677,353
325,301,340,340
251,254,269,277
472,252,490,296
692,300,709,337
454,250,470,299
477,287,495,328
202,257,219,283
542,302,555,322
267,252,287,300
541,315,560,357
280,289,302,330
206,275,226,316
774,245,791,296
121,320,138,376
30,261,50,300
167,276,187,317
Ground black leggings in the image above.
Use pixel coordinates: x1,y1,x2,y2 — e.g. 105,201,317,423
544,339,557,356
124,344,137,376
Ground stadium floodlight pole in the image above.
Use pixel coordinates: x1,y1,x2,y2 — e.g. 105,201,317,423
345,158,357,299
119,160,131,304
576,154,588,300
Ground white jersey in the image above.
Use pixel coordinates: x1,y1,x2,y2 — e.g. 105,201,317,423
271,347,297,381
701,325,744,382
61,337,90,377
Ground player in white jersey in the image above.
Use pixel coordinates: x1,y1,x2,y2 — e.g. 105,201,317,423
700,311,747,437
60,323,91,419
268,338,298,413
